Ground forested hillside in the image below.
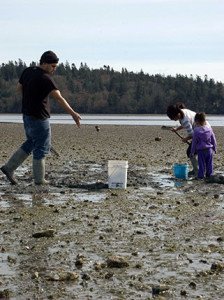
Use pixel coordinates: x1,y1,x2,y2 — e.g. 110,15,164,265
0,60,224,114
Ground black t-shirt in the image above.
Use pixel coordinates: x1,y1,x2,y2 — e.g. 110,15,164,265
19,66,58,119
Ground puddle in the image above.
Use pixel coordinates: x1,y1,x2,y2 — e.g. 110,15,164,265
0,168,192,209
75,192,106,202
0,252,16,276
150,173,177,187
0,189,107,208
42,191,106,204
0,161,108,208
0,193,35,208
66,162,104,172
137,172,189,194
87,164,104,172
150,172,189,188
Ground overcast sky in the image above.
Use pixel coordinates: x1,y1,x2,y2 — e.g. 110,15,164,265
1,0,223,82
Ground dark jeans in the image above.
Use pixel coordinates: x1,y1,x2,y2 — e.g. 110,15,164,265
21,115,51,160
186,142,192,158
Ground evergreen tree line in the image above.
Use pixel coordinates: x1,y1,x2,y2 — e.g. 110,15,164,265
0,60,224,114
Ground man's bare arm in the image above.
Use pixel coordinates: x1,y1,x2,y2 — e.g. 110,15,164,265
49,89,81,127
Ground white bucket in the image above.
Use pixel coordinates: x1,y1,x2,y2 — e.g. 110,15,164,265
108,160,128,189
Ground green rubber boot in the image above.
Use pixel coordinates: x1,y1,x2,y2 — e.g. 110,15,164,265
0,148,29,184
33,158,49,185
188,156,198,177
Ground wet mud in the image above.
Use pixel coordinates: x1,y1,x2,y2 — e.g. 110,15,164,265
0,123,224,299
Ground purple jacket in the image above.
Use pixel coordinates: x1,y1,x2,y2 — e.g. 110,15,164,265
191,125,217,155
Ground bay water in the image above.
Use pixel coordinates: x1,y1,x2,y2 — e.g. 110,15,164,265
0,114,224,126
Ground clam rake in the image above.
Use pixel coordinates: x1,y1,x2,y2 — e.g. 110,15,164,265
161,125,191,145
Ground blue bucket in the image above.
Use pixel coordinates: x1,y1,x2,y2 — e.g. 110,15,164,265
173,163,189,179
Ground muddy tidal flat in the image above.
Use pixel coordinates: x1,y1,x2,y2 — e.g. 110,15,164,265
1,123,224,300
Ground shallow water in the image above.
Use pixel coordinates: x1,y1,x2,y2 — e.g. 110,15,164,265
0,253,15,276
0,167,189,208
1,113,224,126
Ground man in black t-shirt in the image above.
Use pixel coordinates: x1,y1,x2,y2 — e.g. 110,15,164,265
1,50,81,185
20,66,56,119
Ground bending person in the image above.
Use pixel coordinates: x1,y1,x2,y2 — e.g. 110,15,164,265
166,102,198,177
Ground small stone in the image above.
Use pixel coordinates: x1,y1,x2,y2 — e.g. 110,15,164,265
180,290,187,296
152,285,170,296
106,256,129,268
211,262,224,272
0,289,11,298
94,262,106,271
31,272,39,279
189,281,197,289
32,229,55,238
105,272,114,279
46,270,79,281
75,254,86,269
81,273,90,280
135,263,142,269
217,236,224,242
7,256,17,264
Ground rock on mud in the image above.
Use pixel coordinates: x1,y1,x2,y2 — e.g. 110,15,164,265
106,256,129,268
32,229,55,238
45,270,79,281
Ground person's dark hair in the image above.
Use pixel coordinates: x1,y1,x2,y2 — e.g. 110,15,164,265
167,102,186,120
40,50,59,65
176,102,186,109
194,112,206,125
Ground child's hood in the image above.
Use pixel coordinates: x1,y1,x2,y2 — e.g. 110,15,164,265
195,125,212,141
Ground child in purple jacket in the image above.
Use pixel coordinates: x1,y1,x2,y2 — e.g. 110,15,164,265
191,112,217,179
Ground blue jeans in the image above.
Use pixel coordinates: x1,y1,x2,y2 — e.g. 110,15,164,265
21,115,51,160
